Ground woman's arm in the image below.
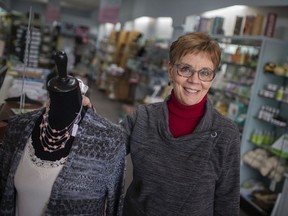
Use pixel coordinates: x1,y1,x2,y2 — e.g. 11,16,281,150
119,111,137,155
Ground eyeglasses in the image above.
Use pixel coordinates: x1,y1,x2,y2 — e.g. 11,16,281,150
174,63,215,82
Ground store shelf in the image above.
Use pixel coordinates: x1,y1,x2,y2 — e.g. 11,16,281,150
210,36,288,215
250,140,285,158
209,36,260,133
221,60,257,69
240,194,270,216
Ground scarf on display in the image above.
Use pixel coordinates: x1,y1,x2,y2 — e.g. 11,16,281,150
168,90,207,138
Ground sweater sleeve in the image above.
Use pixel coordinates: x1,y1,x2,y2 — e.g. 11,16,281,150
0,129,8,203
105,152,126,216
0,117,19,206
119,110,137,155
214,130,241,216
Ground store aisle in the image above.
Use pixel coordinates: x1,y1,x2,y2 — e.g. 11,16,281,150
88,84,122,124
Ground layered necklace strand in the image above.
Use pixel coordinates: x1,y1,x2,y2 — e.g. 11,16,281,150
39,103,83,153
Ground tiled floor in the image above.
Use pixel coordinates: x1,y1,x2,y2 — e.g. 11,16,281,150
88,83,251,216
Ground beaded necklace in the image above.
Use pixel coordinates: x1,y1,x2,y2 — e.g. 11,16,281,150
39,103,82,153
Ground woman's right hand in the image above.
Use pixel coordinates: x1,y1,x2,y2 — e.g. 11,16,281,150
82,96,92,108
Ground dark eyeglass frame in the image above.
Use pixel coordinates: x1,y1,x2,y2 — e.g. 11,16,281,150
174,63,216,82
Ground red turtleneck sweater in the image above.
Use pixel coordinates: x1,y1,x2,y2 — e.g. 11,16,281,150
168,91,207,138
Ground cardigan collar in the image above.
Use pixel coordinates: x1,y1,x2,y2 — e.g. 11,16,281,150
159,93,215,141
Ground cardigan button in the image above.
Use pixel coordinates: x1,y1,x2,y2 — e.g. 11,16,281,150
211,132,217,138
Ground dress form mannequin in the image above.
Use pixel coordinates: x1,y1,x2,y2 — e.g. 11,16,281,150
31,51,85,161
1,50,126,215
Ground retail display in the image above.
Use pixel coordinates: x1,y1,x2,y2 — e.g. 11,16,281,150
196,16,224,35
210,36,259,132
38,26,54,68
264,13,278,37
96,40,115,90
94,30,169,103
233,16,244,35
252,14,264,36
0,10,11,58
125,41,170,104
0,65,7,90
243,15,256,35
271,174,288,215
14,24,41,67
209,35,288,215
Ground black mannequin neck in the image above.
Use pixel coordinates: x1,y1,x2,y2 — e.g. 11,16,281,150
31,85,86,161
47,87,82,129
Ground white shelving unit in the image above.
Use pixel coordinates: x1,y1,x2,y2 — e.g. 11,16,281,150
210,36,261,134
211,35,288,215
240,37,288,183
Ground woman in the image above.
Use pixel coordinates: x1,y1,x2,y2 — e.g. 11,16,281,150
85,32,241,215
121,32,240,215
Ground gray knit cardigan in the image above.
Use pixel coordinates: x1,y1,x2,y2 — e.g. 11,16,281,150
122,97,241,216
0,108,126,216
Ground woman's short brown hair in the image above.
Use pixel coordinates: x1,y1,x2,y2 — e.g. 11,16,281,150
169,32,221,70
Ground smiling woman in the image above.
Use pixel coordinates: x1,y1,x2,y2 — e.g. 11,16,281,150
167,32,220,106
120,32,241,215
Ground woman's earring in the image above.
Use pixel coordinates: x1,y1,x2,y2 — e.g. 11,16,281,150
168,81,173,86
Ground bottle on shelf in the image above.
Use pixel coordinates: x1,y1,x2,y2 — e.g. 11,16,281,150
276,86,284,101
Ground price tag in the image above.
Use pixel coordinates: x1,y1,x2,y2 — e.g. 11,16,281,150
72,124,79,137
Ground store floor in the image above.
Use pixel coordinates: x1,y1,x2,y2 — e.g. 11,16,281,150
88,83,249,216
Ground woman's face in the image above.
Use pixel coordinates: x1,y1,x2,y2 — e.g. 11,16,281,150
168,52,215,106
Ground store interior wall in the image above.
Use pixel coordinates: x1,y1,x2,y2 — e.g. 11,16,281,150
9,0,288,29
100,2,288,43
201,6,288,39
0,0,11,9
11,0,97,29
117,0,134,24
123,0,288,41
130,0,288,27
7,0,288,44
